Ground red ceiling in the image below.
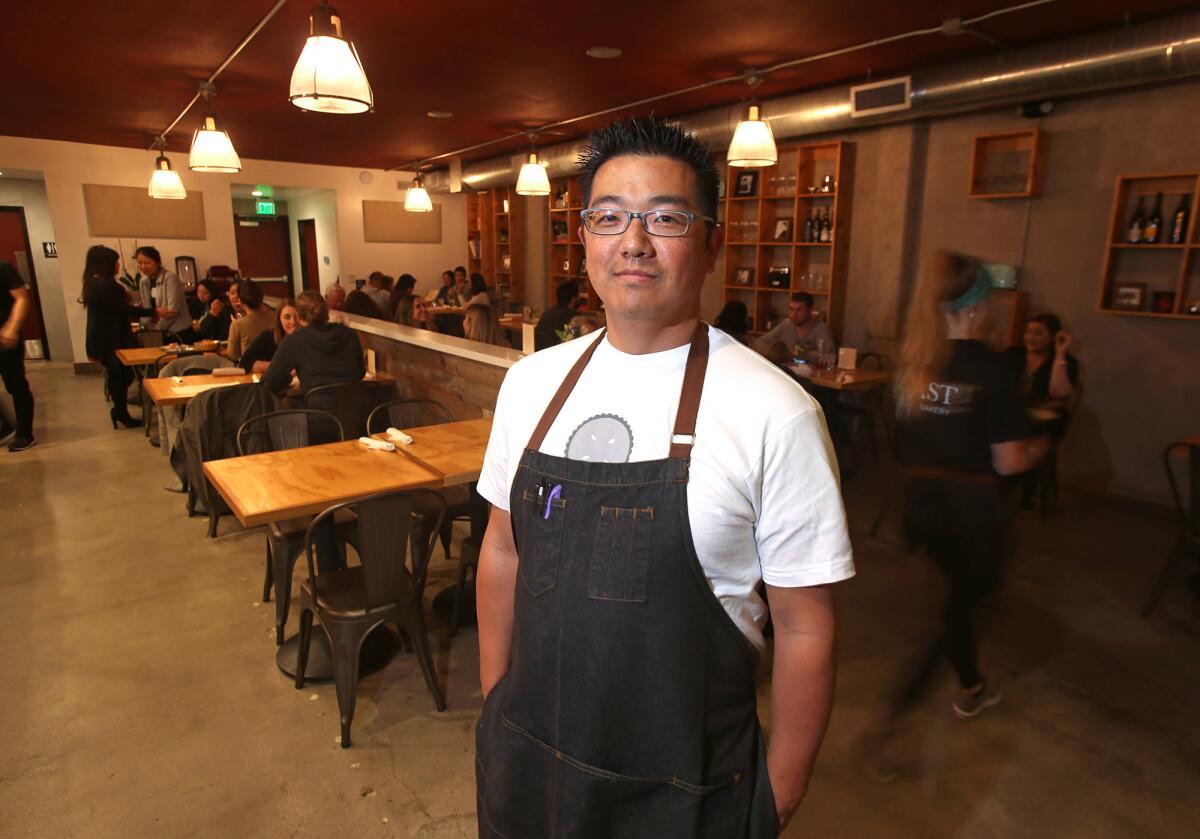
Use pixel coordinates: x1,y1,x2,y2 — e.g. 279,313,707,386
1,1,1193,171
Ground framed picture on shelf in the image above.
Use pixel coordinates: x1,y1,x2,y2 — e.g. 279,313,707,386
773,219,793,242
767,265,790,289
734,267,754,286
578,256,587,276
1110,282,1146,311
734,171,759,198
562,258,572,273
551,220,568,241
498,227,509,243
501,254,512,271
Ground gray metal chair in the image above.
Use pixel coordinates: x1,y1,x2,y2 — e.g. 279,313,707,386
366,398,473,561
1142,440,1200,616
295,489,448,748
236,409,357,644
304,380,369,440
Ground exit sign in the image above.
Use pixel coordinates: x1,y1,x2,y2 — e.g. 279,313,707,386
256,200,276,215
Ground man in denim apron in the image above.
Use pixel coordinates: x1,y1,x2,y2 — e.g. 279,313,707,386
475,117,854,837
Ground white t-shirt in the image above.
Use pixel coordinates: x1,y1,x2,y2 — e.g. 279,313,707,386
478,327,855,653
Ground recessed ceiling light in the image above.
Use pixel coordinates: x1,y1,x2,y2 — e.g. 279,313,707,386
251,189,263,197
427,110,454,119
586,46,622,59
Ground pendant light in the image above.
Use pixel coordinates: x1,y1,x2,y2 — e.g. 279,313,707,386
148,138,187,200
289,3,374,114
404,175,432,212
727,73,777,168
189,84,242,172
516,134,551,196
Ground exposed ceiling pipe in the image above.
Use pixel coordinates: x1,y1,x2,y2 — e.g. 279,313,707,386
423,9,1200,193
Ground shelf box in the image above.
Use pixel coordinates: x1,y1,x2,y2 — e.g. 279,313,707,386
968,129,1044,199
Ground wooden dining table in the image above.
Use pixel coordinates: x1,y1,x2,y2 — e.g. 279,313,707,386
791,365,891,391
144,372,394,408
203,418,493,678
205,417,491,527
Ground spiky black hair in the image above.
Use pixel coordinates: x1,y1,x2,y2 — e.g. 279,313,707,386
577,116,720,224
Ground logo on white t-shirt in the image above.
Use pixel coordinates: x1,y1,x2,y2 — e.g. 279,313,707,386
565,413,634,462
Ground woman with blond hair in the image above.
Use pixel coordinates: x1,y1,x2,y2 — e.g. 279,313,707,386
463,303,506,346
868,251,1050,758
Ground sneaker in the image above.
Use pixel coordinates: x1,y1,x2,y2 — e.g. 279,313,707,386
953,683,1002,719
8,435,37,452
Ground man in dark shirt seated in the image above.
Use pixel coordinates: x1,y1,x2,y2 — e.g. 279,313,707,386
534,280,580,351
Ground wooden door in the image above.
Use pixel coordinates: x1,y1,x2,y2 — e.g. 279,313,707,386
233,216,294,286
0,207,49,358
297,219,320,292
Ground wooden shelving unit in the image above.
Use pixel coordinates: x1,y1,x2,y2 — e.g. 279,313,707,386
546,176,593,310
968,129,1045,199
469,186,525,306
1097,172,1200,319
721,141,855,341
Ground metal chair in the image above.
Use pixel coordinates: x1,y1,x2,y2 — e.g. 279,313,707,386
236,409,357,644
837,352,886,471
1142,440,1200,616
304,380,369,440
366,398,473,561
295,489,448,747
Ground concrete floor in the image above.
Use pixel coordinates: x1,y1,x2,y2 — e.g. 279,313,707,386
1,361,1197,838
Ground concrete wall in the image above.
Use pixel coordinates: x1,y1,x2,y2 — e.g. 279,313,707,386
0,135,468,363
0,176,71,361
740,79,1200,504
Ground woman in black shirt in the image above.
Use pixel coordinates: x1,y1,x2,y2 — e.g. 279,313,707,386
866,251,1051,760
239,299,300,373
82,245,158,428
194,279,233,341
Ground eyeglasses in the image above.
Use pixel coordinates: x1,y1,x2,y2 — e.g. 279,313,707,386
580,207,713,237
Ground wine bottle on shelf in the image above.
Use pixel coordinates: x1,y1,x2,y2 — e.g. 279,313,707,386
1170,194,1191,244
1126,197,1145,243
802,214,814,243
1144,192,1164,243
819,208,832,243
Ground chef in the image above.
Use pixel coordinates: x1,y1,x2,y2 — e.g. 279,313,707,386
475,116,854,838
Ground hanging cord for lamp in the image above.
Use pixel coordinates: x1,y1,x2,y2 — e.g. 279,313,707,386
148,0,291,149
392,0,1059,171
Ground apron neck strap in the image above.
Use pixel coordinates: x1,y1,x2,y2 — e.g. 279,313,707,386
525,321,711,463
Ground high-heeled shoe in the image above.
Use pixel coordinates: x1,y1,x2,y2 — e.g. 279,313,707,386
111,408,142,429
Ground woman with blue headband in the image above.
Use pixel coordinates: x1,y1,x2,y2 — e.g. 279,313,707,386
861,250,1051,774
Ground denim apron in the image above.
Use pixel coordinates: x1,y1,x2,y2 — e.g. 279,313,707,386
476,324,778,838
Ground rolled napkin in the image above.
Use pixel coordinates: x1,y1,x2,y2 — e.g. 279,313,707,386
359,436,396,452
385,427,414,445
212,367,246,376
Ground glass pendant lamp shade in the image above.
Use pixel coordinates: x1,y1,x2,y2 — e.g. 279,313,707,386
515,153,551,196
189,115,242,172
404,178,432,212
149,155,187,200
289,4,373,114
727,105,778,168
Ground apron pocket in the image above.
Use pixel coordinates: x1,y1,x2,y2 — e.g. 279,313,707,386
518,489,566,597
587,506,655,602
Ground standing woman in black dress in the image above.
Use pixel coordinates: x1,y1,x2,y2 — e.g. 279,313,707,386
82,245,158,428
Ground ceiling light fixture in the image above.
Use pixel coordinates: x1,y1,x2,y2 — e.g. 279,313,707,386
290,3,374,114
727,73,777,168
189,83,242,172
251,189,263,197
148,138,187,200
515,135,551,196
586,46,622,59
404,175,432,212
427,110,454,119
